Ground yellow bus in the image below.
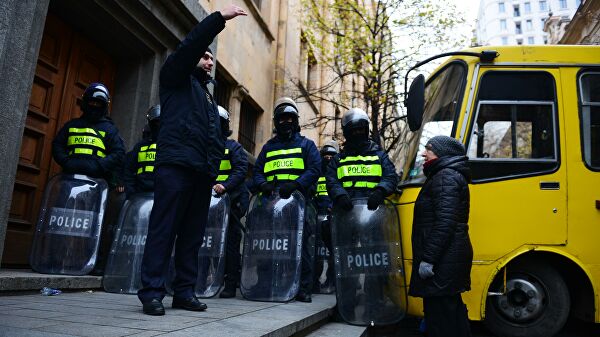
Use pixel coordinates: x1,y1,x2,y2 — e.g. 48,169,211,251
397,45,600,337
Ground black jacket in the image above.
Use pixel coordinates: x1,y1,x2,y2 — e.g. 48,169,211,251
220,139,248,193
409,155,473,298
123,139,156,197
52,117,125,181
156,12,226,178
253,132,321,196
326,141,398,200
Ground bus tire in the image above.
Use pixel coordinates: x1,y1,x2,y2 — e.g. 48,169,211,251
485,261,570,337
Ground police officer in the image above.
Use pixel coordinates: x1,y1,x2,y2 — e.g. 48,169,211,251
253,97,321,302
52,82,125,180
138,5,247,316
325,108,398,320
123,105,160,198
213,106,249,299
313,141,338,291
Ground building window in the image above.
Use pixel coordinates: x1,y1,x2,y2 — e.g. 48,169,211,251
515,22,522,34
559,0,567,9
514,5,520,17
500,19,507,30
541,18,546,27
238,99,261,153
502,37,509,45
253,0,262,10
214,70,233,111
467,71,558,181
544,36,548,44
499,2,505,12
517,38,523,45
528,36,535,44
539,0,548,11
524,2,531,13
526,19,533,31
578,72,600,168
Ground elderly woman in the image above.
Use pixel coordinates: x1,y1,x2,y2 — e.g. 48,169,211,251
409,135,473,337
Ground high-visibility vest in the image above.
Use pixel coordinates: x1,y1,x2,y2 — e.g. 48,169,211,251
315,176,328,196
67,127,107,159
264,147,304,182
337,155,382,190
136,143,157,175
216,148,231,182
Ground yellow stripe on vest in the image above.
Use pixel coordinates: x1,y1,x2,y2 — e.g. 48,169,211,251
339,155,379,163
337,164,382,178
264,158,304,173
266,147,302,158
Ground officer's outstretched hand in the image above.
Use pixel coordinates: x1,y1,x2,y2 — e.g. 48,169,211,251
367,188,385,210
260,182,275,196
279,181,299,199
220,5,248,20
335,194,353,211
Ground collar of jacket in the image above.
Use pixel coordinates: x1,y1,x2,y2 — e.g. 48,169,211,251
275,131,301,143
423,155,470,181
343,140,380,155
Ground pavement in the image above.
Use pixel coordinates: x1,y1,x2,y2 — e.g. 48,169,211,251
0,290,338,337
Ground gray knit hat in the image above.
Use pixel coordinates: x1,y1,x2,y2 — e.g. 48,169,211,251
426,135,465,158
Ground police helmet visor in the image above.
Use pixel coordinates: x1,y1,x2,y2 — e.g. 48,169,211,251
274,105,298,119
341,110,369,128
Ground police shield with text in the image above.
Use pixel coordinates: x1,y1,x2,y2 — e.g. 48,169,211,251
242,97,321,302
104,106,161,293
196,192,230,297
326,108,406,325
313,141,338,294
31,83,124,275
103,193,154,293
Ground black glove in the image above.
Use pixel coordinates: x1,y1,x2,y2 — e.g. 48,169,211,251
334,194,353,211
260,182,275,195
279,181,299,199
367,188,386,210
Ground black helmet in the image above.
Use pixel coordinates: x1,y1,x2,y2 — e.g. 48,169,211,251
342,108,369,141
81,82,110,122
320,140,339,156
217,105,232,137
146,104,161,123
273,97,299,121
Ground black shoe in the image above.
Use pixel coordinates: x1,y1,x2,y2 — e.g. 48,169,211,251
142,299,165,316
296,291,312,303
172,296,207,311
219,287,236,298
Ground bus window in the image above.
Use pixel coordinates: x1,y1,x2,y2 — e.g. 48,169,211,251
466,71,558,182
579,72,600,169
403,62,467,184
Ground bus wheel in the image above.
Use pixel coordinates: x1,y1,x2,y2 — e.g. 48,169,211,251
485,261,570,337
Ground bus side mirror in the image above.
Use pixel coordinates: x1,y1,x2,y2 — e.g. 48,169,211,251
405,74,425,132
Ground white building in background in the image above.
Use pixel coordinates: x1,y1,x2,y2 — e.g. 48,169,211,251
476,0,581,46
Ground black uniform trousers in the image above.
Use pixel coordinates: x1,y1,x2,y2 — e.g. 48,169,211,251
299,204,316,294
138,165,212,302
423,294,471,337
223,204,244,288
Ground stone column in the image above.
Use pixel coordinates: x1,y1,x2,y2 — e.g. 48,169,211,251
0,0,51,263
229,84,248,142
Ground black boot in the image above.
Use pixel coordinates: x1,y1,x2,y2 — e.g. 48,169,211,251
219,285,236,298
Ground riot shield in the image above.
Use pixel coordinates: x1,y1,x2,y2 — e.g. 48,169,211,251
313,213,335,294
331,198,407,326
103,192,154,294
196,192,230,298
240,190,305,302
30,174,108,275
165,192,230,298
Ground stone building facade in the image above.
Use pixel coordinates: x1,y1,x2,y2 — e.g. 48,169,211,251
0,0,329,266
559,0,600,44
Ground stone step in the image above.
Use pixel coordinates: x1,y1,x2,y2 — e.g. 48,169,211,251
0,269,101,292
0,290,337,337
305,322,367,337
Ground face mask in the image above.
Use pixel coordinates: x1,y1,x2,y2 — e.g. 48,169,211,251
276,121,294,139
82,105,106,123
221,119,231,138
149,121,160,140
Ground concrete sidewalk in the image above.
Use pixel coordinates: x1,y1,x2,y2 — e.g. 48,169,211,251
0,291,337,337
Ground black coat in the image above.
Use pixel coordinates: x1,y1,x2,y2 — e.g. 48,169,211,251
409,155,473,298
156,12,225,178
52,117,125,181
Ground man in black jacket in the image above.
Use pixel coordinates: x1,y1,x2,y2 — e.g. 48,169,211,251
409,135,473,337
138,5,247,316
